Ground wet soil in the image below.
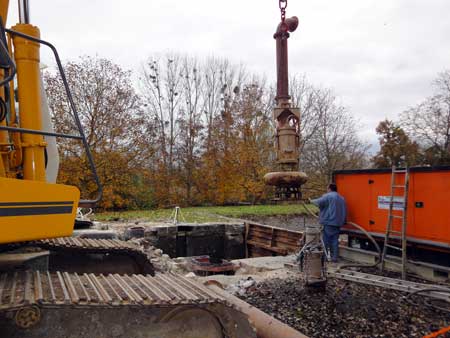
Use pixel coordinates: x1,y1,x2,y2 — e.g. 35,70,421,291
239,277,450,338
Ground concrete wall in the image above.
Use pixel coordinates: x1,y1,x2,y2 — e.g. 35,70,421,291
144,223,245,259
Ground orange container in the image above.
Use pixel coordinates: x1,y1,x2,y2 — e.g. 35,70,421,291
333,166,450,252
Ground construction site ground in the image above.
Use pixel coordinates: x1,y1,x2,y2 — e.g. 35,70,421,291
83,218,450,338
204,256,450,338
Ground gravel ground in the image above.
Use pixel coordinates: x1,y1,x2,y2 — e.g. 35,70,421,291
239,277,450,338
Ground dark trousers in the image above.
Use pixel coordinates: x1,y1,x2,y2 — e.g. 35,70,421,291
323,225,340,262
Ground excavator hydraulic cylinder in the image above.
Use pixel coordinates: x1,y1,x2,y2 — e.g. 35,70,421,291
11,23,46,181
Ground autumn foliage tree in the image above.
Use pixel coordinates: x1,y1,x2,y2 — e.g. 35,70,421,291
44,56,151,209
45,54,369,210
372,119,422,168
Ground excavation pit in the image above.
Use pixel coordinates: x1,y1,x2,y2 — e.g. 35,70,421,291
143,223,246,260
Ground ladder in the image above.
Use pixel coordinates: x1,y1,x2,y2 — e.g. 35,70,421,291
380,165,410,279
327,268,450,302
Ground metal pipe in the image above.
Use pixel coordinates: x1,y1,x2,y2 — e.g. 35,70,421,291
206,281,309,338
0,125,83,139
274,16,298,103
18,0,30,24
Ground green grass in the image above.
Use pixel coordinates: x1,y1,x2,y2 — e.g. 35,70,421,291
93,204,317,223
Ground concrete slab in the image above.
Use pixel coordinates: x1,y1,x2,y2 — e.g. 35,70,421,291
197,269,300,288
72,229,118,239
232,255,297,272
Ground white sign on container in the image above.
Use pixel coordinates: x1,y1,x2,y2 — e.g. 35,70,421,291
378,196,405,211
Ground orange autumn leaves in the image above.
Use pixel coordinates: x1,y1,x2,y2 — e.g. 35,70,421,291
45,55,368,210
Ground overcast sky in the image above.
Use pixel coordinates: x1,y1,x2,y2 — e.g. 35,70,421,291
7,0,450,150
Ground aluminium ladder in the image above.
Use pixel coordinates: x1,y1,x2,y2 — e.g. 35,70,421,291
327,268,450,302
380,165,410,279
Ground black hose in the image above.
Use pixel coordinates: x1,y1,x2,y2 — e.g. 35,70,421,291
404,288,450,313
300,200,381,269
0,97,6,122
0,18,17,87
338,221,382,270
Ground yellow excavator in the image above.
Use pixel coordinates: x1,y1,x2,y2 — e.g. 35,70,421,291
0,1,309,337
0,1,263,337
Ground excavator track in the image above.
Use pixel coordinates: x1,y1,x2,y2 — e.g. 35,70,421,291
0,270,256,338
1,237,155,275
32,237,155,275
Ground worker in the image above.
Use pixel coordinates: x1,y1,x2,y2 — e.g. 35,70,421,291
310,183,346,263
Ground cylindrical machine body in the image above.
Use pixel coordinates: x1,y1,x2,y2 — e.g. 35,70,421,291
278,126,299,165
12,23,46,181
304,250,324,280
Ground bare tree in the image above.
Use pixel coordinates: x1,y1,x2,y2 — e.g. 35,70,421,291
299,88,369,192
290,75,323,157
400,70,450,165
140,54,184,204
176,57,203,204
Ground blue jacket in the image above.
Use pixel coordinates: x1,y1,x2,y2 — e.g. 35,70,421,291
311,191,347,227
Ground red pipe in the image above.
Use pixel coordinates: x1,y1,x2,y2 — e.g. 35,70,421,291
274,16,299,103
206,281,309,338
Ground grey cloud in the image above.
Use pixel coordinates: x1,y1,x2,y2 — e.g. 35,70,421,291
5,0,449,150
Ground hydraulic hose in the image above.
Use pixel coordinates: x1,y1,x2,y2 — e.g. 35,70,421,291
339,221,382,269
301,200,319,219
404,288,450,314
300,200,381,268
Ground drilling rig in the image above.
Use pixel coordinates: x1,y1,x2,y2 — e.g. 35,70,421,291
263,1,327,287
264,1,308,202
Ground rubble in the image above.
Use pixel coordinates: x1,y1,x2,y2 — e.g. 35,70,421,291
226,277,257,296
239,276,450,338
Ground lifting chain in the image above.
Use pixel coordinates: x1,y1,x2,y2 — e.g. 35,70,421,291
279,0,288,31
278,0,287,24
279,0,287,21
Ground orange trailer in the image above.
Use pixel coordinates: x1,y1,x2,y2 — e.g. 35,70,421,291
333,166,450,265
